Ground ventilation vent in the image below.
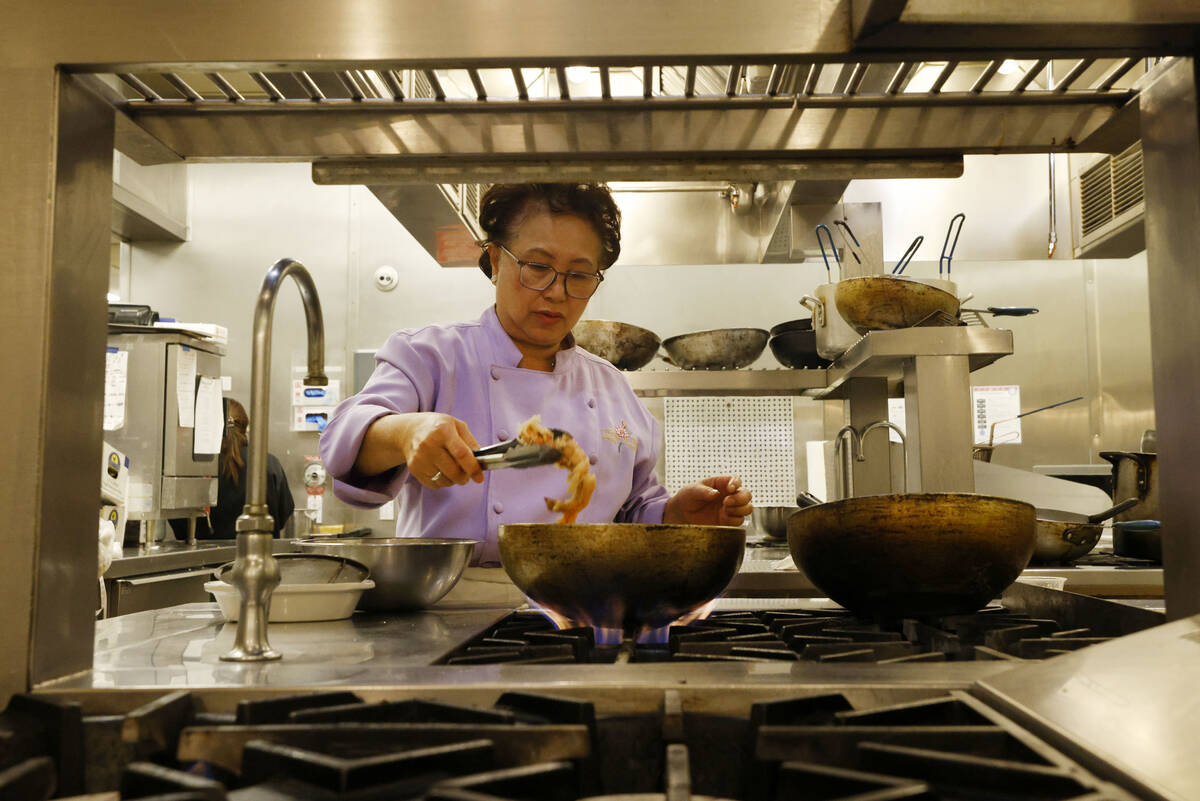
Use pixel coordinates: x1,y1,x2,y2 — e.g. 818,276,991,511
1112,142,1144,217
1079,142,1143,238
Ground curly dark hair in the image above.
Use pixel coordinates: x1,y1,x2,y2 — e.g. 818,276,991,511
476,183,621,278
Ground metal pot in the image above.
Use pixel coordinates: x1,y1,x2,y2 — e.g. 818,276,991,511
572,320,661,371
834,275,960,333
498,523,746,638
660,328,768,370
752,506,796,540
786,493,1036,619
1099,451,1158,522
296,537,475,611
799,283,861,360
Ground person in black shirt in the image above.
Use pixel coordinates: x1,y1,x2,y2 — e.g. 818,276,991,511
170,398,295,539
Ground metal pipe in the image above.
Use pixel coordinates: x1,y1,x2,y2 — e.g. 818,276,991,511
725,64,742,96
969,61,1001,94
206,72,244,102
642,65,653,99
1096,57,1138,92
1054,58,1095,93
162,73,202,101
684,65,696,97
766,64,784,96
928,61,958,94
249,72,284,101
294,71,325,100
222,258,326,662
599,66,611,99
380,69,405,101
467,68,487,101
1012,59,1048,93
859,421,908,493
512,67,528,100
802,63,823,95
843,62,866,96
117,73,161,101
885,62,912,95
833,425,859,499
424,69,446,100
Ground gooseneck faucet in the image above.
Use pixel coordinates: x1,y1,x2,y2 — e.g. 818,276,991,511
221,258,326,662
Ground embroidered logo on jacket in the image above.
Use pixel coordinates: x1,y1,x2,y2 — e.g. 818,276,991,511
601,420,638,452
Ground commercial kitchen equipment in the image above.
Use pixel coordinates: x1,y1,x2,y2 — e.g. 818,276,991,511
6,7,1200,799
102,330,224,544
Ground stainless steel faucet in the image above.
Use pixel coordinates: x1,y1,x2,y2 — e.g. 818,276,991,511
221,258,326,662
832,421,909,499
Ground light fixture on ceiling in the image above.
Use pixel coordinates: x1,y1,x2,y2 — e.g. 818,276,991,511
997,60,1021,75
565,66,592,84
106,292,120,302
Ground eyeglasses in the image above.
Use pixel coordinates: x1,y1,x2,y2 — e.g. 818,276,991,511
494,242,604,300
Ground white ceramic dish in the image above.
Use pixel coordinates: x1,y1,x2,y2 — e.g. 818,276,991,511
204,579,374,622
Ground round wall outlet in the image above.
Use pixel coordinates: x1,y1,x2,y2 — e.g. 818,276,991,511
373,265,399,291
303,463,327,487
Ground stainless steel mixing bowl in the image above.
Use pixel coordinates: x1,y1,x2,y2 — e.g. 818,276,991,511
752,506,797,540
296,537,475,611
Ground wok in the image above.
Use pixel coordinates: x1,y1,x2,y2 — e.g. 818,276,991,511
572,320,661,371
834,276,959,333
786,493,1036,618
661,328,769,370
768,319,831,369
498,523,746,638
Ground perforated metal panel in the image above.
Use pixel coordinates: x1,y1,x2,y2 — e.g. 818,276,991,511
664,396,796,506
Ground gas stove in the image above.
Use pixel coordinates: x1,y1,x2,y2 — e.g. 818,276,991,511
436,601,1140,665
1,684,1143,800
14,583,1174,799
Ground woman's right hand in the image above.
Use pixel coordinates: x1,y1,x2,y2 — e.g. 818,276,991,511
401,413,484,488
356,413,484,488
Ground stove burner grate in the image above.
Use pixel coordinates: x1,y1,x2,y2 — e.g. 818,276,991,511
436,606,1124,665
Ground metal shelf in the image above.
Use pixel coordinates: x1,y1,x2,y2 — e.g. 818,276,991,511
624,327,1012,399
811,326,1014,399
626,368,827,397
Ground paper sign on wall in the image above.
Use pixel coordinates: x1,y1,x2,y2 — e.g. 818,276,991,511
193,376,224,455
972,385,1022,445
103,348,128,431
176,347,197,428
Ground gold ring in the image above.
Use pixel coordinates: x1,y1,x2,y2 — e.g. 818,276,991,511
430,471,443,483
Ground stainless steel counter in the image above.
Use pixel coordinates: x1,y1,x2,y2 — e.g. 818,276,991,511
104,538,300,579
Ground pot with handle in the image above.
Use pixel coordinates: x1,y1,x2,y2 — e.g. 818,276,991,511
800,284,861,360
1099,451,1158,522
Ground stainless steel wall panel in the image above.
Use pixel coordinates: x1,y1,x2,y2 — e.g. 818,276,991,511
0,66,55,703
30,74,114,685
1139,57,1200,621
6,1,851,69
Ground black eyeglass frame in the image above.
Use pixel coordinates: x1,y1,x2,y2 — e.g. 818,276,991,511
492,241,605,300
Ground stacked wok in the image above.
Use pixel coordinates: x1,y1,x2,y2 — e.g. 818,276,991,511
572,320,661,370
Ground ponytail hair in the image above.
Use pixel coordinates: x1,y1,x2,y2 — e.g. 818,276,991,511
220,398,250,483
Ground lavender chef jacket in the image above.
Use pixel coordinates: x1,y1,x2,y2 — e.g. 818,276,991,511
319,306,670,565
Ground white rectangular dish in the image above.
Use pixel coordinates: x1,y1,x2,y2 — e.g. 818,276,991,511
205,579,374,622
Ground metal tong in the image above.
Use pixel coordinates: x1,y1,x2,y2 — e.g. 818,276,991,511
473,430,565,470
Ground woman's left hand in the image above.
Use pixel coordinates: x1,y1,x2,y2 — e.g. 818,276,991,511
663,475,753,527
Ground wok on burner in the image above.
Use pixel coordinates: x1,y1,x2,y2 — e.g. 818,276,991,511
498,523,746,639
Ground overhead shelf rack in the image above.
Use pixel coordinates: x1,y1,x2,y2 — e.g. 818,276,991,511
83,55,1151,168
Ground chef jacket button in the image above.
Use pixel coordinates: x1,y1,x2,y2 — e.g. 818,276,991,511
587,398,596,409
491,368,500,381
492,502,504,514
589,454,598,465
497,430,510,441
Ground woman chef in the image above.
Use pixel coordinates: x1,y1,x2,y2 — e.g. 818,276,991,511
319,183,753,566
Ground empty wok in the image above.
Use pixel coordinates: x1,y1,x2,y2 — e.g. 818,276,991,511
498,523,746,638
787,493,1036,618
834,276,959,333
573,320,661,371
768,319,831,369
661,328,769,370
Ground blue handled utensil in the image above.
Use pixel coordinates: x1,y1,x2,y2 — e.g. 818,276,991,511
940,212,965,276
893,235,923,275
815,224,839,281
